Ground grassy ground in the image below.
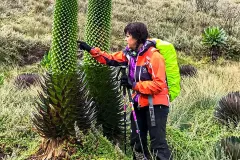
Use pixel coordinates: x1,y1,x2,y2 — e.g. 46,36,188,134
0,60,239,159
0,0,240,159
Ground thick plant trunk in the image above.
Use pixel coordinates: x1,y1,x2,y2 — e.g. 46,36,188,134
210,46,220,62
31,137,77,160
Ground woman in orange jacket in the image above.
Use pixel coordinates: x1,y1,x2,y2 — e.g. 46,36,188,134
78,22,172,160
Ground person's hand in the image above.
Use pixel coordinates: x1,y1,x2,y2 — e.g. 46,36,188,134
77,41,92,52
120,75,133,89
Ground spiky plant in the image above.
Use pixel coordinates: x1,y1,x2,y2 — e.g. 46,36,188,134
32,71,96,159
14,73,40,89
179,65,197,77
83,0,124,142
214,91,240,127
216,136,240,160
202,26,227,62
32,0,96,158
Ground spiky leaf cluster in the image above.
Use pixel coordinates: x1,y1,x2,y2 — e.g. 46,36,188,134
32,72,96,138
83,0,124,142
214,91,240,127
202,26,227,48
180,65,197,77
218,136,240,160
50,0,78,74
14,73,40,89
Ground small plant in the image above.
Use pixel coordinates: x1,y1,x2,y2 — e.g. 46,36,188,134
214,91,240,127
40,51,51,70
180,65,197,77
202,26,227,62
0,73,4,85
14,73,40,89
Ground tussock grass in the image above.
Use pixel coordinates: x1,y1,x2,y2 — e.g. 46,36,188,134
0,77,40,159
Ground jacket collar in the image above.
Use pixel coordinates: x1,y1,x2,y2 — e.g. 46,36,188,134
123,40,155,56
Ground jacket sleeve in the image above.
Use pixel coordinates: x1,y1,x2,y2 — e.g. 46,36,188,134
89,47,128,66
132,51,168,95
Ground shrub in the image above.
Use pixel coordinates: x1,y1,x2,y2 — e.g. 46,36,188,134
130,0,147,5
214,91,240,127
195,0,219,13
72,130,126,159
218,2,240,36
222,36,240,61
0,35,49,66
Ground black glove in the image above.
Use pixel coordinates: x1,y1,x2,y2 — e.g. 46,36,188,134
120,74,133,89
77,41,92,52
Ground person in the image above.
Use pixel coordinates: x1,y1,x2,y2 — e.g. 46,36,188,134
78,22,172,160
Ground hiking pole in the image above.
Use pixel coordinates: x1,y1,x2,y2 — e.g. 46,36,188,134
126,88,147,160
118,66,147,159
119,66,147,159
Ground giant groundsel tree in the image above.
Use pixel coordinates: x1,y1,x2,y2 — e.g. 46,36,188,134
32,0,96,159
202,26,227,62
83,0,124,142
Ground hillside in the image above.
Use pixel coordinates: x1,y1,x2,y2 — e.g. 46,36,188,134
0,0,239,67
0,0,240,159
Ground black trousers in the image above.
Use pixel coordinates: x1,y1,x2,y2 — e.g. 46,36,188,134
130,105,172,160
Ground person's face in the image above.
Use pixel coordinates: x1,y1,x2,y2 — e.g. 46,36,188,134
125,32,137,50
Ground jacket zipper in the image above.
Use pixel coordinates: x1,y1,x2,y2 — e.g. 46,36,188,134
134,55,141,109
139,66,142,81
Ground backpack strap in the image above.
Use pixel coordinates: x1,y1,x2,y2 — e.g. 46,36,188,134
123,50,131,61
148,95,156,127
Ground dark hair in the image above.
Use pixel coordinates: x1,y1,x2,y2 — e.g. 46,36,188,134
124,22,149,44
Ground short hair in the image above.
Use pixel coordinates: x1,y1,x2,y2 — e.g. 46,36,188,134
124,22,149,44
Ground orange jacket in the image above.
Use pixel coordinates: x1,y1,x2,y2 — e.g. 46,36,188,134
89,42,169,107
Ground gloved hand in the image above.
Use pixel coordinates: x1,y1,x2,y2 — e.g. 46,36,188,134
77,41,92,52
120,74,133,89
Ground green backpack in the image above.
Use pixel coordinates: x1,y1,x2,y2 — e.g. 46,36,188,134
152,38,181,102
